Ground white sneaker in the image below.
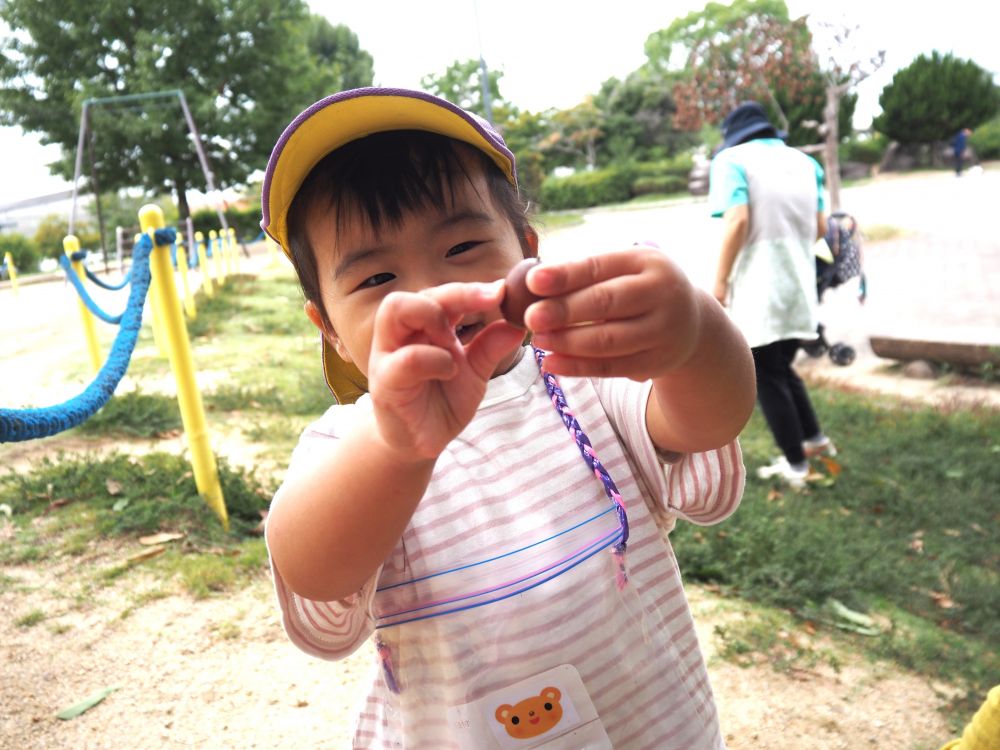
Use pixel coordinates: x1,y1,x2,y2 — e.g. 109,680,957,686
802,434,837,457
756,456,809,488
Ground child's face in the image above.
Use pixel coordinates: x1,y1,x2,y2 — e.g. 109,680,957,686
304,155,534,379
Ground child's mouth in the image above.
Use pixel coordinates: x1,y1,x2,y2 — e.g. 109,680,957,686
455,322,483,344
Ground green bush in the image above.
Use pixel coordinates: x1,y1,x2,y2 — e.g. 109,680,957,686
539,168,633,210
841,134,889,165
630,153,694,179
631,175,688,196
0,232,40,274
970,116,1000,160
191,203,263,242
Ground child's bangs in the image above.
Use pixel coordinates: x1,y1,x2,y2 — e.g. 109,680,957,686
319,131,482,236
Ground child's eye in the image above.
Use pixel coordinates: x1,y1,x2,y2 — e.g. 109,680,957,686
446,241,480,257
357,272,394,290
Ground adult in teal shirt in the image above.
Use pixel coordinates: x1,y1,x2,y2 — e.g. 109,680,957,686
709,102,835,487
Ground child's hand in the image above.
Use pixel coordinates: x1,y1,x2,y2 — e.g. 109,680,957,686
526,247,701,381
366,281,525,460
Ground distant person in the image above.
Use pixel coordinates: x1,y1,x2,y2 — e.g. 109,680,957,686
951,127,973,175
708,101,836,488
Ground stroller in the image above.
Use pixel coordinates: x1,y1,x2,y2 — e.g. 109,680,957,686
802,211,866,366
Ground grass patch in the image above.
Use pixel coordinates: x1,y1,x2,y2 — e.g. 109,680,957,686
16,609,46,628
672,387,1000,716
76,390,181,438
0,451,274,571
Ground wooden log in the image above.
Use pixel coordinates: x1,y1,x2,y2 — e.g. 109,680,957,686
870,336,1000,367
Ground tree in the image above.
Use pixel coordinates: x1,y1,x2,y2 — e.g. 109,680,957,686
421,58,515,124
595,68,698,163
0,1,373,219
807,20,883,210
874,52,1000,145
646,0,816,133
301,15,374,100
537,97,603,171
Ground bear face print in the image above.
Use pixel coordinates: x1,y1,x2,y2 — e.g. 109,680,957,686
495,687,563,739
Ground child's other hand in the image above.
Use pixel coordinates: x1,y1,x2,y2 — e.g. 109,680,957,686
366,281,525,460
526,247,701,381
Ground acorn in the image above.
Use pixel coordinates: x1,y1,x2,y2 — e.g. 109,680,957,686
500,258,543,328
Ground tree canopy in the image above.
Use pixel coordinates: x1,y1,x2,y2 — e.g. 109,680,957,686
0,0,373,216
420,58,513,125
874,52,1000,144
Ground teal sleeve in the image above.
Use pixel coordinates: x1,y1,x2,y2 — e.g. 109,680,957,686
814,158,826,213
708,154,748,218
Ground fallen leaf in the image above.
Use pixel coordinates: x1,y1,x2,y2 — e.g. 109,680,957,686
929,591,957,609
803,621,818,635
969,523,986,535
112,498,130,512
56,686,118,720
942,528,961,537
124,545,166,565
105,479,122,496
819,456,842,476
766,488,783,502
945,469,964,479
908,538,924,553
139,532,185,546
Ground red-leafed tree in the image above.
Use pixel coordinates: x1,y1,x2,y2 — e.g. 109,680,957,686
645,0,816,135
645,0,881,210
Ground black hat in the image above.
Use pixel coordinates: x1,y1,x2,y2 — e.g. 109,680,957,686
721,101,784,150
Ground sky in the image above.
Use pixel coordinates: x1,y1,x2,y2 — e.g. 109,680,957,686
1,0,997,209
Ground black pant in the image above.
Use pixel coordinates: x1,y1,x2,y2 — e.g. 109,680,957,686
752,339,821,465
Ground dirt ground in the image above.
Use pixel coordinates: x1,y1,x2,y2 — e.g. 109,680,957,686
1,544,960,750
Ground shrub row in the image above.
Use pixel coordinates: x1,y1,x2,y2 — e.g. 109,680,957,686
191,203,264,242
539,154,694,211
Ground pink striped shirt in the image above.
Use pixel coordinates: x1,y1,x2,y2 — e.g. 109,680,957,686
268,349,744,748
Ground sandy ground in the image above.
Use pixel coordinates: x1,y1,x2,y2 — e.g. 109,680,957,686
1,551,958,750
5,172,997,748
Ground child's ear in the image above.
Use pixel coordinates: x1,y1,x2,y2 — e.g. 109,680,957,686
524,226,539,259
303,300,355,365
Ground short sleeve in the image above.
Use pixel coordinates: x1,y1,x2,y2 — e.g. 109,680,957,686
814,157,826,213
265,400,379,660
708,151,749,218
592,377,746,528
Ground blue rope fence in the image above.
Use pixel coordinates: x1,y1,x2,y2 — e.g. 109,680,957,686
84,264,131,291
0,228,175,443
58,254,127,324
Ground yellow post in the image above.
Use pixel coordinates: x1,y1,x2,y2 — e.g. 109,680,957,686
140,205,228,530
175,238,197,320
138,233,168,358
228,227,240,275
63,235,102,374
3,251,18,295
195,231,214,298
209,229,225,287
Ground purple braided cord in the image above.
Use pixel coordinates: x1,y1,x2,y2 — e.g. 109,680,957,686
533,348,629,549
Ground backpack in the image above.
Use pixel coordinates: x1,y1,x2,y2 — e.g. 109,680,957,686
822,212,862,287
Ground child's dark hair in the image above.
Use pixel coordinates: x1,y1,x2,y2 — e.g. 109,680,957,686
287,130,532,326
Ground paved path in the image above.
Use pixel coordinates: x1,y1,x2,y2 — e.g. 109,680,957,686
536,167,1000,370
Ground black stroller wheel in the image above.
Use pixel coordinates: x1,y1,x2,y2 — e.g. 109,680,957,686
803,339,828,358
829,343,856,366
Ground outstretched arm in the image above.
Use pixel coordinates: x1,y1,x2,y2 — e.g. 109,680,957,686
524,247,755,455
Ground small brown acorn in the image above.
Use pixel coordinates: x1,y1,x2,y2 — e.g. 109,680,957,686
500,258,543,328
